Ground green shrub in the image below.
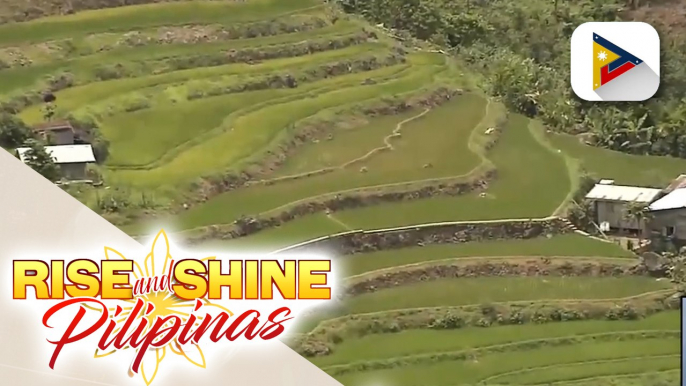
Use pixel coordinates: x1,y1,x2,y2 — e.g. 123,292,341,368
430,313,465,329
0,113,32,147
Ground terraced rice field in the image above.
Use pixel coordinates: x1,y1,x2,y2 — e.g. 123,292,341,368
1,1,682,385
549,132,686,187
294,244,679,385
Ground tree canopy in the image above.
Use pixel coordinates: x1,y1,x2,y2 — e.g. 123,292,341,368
0,113,32,148
338,0,686,159
21,139,60,182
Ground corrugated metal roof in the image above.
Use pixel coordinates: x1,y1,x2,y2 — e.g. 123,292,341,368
32,120,74,132
585,183,662,203
649,188,686,211
664,174,686,193
16,144,96,164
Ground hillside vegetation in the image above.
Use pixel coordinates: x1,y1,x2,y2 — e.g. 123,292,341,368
339,0,686,160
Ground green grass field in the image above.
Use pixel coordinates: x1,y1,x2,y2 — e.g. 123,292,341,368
340,234,634,277
560,370,679,386
212,111,570,248
342,276,664,312
17,42,384,121
0,0,323,45
491,356,678,384
175,93,485,229
106,58,445,187
334,338,679,385
2,2,682,385
294,275,669,333
311,312,679,367
347,277,668,313
549,133,686,187
331,115,571,227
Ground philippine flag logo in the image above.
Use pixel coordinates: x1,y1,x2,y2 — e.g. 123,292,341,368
571,22,660,101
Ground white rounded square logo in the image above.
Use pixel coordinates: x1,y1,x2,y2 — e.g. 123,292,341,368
571,22,660,101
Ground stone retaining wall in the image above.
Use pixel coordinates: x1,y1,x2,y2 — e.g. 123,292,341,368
275,216,573,256
346,258,647,295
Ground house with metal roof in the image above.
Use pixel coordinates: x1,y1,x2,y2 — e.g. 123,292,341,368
584,174,686,244
647,180,686,241
32,121,75,145
16,144,96,181
584,179,663,234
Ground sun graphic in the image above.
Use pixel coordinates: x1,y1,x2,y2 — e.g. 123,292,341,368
87,230,233,385
597,50,608,61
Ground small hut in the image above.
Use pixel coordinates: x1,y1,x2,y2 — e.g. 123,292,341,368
32,121,75,145
16,144,96,181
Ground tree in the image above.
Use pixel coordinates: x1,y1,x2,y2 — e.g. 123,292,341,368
0,113,32,148
623,201,653,239
42,103,56,122
567,199,598,234
21,139,60,182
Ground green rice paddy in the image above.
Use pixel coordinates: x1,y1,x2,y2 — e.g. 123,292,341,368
340,234,635,277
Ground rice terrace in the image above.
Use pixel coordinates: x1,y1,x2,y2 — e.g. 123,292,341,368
2,0,686,385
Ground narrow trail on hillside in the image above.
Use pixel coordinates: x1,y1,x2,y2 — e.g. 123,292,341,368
250,100,492,217
248,107,432,186
326,213,353,230
339,107,431,168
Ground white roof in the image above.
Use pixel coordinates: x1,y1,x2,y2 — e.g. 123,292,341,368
585,183,662,203
16,144,96,164
649,188,686,211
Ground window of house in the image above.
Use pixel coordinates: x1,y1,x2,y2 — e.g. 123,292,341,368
665,226,675,237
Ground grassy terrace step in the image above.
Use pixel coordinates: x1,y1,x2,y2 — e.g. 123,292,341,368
334,337,679,385
83,53,406,167
104,57,446,186
0,0,323,45
338,234,634,277
549,132,686,187
308,312,679,368
489,355,678,385
100,63,413,174
325,332,681,375
174,92,485,229
554,370,679,386
295,276,670,333
344,256,643,290
19,43,385,122
2,21,364,95
204,113,571,249
273,110,423,176
0,12,329,67
344,277,668,313
331,118,571,227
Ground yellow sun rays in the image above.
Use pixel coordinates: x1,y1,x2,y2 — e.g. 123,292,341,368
84,230,231,386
